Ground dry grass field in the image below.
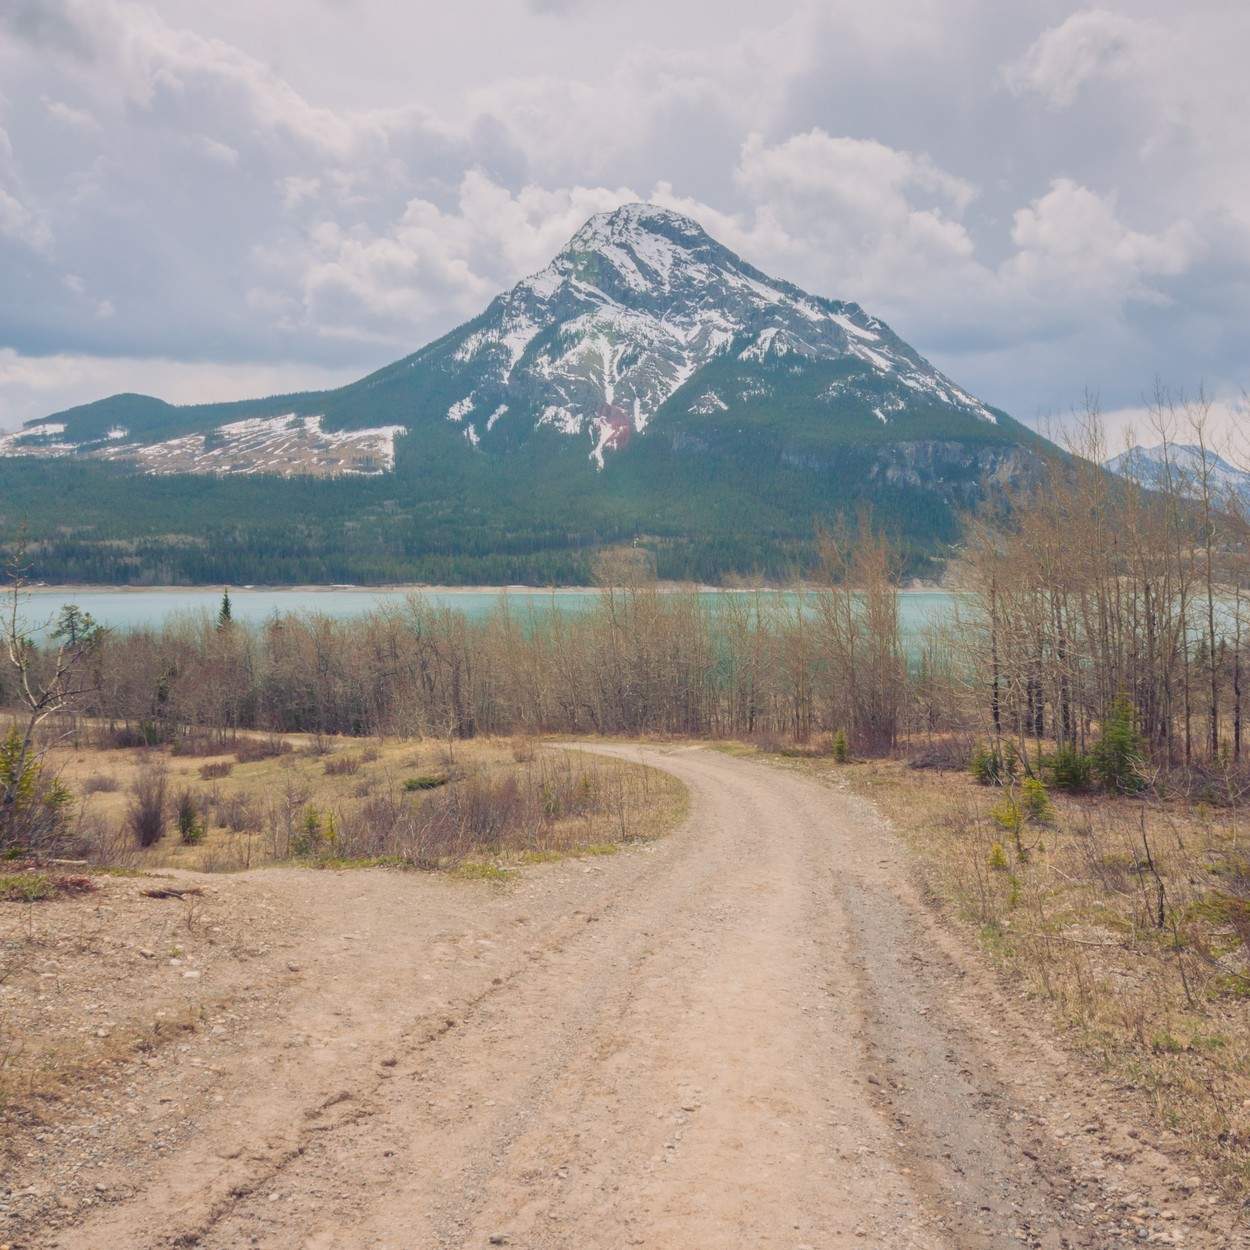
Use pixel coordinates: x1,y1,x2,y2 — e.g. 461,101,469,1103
6,730,685,876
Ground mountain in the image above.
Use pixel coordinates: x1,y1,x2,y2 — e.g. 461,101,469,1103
1105,443,1250,502
4,205,1011,473
0,204,1050,585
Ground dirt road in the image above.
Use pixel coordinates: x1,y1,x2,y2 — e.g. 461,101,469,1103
19,745,1235,1248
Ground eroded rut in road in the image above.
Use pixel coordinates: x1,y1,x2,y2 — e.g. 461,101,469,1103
31,746,1240,1248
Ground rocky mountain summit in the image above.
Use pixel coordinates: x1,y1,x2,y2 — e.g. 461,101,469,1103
435,203,997,467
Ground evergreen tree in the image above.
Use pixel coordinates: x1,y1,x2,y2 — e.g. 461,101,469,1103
217,588,233,629
1091,696,1147,794
51,604,101,649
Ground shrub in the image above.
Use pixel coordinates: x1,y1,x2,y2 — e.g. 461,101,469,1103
327,754,651,869
971,741,1018,786
234,736,292,764
404,775,449,792
127,760,169,848
970,742,995,784
175,790,206,845
832,730,850,764
170,732,229,757
990,796,1023,835
214,792,254,833
0,869,96,902
0,728,75,856
1047,746,1093,793
0,871,54,902
199,760,233,780
82,773,120,795
291,805,338,857
988,842,1009,871
323,754,361,776
1020,777,1055,824
292,804,323,856
906,737,973,771
1091,696,1147,794
99,721,166,749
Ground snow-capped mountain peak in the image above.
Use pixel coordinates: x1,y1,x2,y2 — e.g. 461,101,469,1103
441,202,996,468
4,203,1009,478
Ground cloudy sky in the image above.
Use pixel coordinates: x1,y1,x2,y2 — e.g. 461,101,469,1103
0,0,1247,439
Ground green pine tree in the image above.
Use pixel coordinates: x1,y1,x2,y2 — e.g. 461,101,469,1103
1091,695,1147,794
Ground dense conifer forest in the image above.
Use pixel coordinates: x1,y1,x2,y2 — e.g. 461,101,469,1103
0,443,962,585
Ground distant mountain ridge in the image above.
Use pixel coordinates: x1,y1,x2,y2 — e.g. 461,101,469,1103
0,204,1052,585
1105,443,1250,502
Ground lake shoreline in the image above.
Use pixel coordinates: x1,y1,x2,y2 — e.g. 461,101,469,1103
25,582,962,596
16,584,964,636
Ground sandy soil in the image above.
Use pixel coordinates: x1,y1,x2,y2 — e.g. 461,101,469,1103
1,745,1240,1248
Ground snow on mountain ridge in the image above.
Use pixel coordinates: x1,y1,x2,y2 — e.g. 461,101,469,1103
0,412,408,476
443,202,997,466
1106,443,1250,500
2,203,1006,479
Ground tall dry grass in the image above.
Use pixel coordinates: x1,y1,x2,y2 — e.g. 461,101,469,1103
53,737,680,877
269,750,669,868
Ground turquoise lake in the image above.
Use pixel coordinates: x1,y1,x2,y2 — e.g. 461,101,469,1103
16,586,966,639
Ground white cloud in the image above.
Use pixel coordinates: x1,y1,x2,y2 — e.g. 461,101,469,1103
192,135,240,165
1005,178,1196,307
280,175,321,210
0,185,52,252
525,0,600,13
256,172,639,341
0,0,1245,430
1006,7,1250,224
716,130,979,300
42,96,100,131
1004,9,1151,108
1094,398,1247,460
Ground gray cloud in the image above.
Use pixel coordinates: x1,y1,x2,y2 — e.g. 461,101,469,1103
0,0,1246,435
0,0,96,57
525,0,594,13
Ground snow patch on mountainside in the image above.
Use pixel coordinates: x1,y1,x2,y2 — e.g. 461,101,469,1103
84,414,405,476
538,405,583,436
830,312,877,341
451,202,1000,466
689,390,728,414
0,424,76,456
447,394,475,423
